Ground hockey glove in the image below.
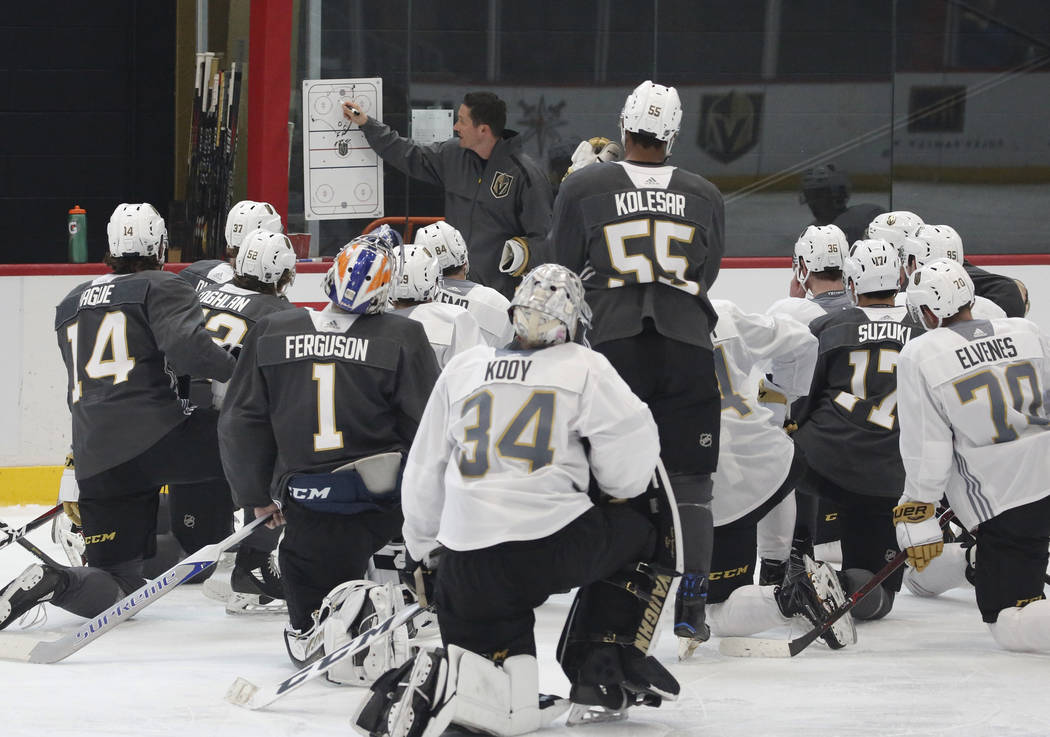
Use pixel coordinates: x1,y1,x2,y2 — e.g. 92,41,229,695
62,502,82,527
563,137,625,180
757,377,789,429
893,500,943,571
500,237,529,277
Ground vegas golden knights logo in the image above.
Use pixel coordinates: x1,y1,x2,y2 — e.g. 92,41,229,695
698,90,763,164
490,171,514,199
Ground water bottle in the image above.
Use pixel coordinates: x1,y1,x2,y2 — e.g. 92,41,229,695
68,205,87,263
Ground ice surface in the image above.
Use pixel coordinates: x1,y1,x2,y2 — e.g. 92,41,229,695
1,504,1048,737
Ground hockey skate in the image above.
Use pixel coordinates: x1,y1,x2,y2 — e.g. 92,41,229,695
0,564,67,631
225,547,286,614
758,557,786,586
565,644,679,726
673,572,710,659
201,551,235,603
775,551,856,649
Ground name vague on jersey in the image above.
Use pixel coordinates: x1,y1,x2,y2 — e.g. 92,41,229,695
614,190,686,218
285,334,369,362
79,284,115,308
955,336,1018,370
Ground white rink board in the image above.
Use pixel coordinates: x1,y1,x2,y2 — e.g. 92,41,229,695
1,264,1046,466
0,505,1048,736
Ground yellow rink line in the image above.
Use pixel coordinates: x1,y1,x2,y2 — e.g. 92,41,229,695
0,466,64,506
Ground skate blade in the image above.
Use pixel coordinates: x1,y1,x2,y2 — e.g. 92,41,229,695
566,703,628,726
677,636,702,660
225,677,259,707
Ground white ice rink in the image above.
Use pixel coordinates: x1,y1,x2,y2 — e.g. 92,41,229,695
1,504,1048,737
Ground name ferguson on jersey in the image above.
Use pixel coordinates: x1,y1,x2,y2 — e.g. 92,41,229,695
285,333,369,362
955,336,1018,370
614,190,686,218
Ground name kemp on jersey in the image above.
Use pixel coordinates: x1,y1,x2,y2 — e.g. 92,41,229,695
613,190,687,218
284,333,370,362
955,335,1018,370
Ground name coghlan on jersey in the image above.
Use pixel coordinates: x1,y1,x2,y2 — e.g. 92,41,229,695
199,290,251,313
285,333,369,362
614,190,687,218
955,336,1018,370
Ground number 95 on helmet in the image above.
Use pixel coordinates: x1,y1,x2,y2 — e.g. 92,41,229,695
323,236,395,314
509,264,592,348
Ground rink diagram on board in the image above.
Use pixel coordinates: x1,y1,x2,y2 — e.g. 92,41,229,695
1,504,1048,737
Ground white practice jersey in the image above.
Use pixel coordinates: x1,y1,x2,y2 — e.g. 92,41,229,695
895,291,1006,320
393,301,484,368
710,300,818,525
897,317,1050,530
437,277,514,347
402,342,659,558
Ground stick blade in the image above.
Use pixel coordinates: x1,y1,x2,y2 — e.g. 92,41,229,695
718,637,792,658
225,677,261,709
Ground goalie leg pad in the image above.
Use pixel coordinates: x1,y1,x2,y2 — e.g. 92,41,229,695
903,543,969,598
321,580,413,685
988,599,1050,653
708,585,791,637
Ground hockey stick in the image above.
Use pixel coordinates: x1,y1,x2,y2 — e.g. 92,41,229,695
0,504,62,553
0,513,272,664
719,549,909,658
226,602,432,710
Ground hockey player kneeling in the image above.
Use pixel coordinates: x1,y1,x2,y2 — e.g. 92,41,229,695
354,265,681,737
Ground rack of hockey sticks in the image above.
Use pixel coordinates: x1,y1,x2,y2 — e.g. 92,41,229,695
0,513,271,663
186,53,242,261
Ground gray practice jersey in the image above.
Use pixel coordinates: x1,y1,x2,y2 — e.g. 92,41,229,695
437,277,514,347
792,305,924,497
532,160,725,349
218,305,441,508
360,119,551,297
179,259,235,292
198,283,298,406
55,270,236,481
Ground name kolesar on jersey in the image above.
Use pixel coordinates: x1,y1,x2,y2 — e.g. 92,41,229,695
285,333,369,362
614,191,686,218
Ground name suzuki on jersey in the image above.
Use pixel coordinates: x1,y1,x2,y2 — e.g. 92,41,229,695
614,190,686,218
955,336,1018,370
285,334,370,362
79,284,115,308
858,322,912,344
199,290,251,313
484,358,532,382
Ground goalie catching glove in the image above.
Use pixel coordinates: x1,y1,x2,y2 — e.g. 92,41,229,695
893,499,943,571
500,237,530,277
563,136,624,180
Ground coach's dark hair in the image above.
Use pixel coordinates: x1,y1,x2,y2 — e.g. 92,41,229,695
463,92,506,136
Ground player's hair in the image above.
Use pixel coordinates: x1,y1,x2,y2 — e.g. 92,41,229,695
104,253,162,274
232,272,290,296
463,92,506,136
624,130,665,150
865,288,898,302
809,268,843,282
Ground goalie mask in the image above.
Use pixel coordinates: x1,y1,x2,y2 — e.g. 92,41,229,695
620,80,683,154
224,200,283,250
843,239,901,297
414,220,468,272
509,264,592,347
793,224,847,282
905,258,975,329
107,203,167,264
901,224,964,273
867,210,924,257
372,223,403,251
323,235,395,314
392,244,442,303
235,230,297,294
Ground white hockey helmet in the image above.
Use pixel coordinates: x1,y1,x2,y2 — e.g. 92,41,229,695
224,200,283,250
107,203,167,263
843,239,901,296
905,258,975,328
372,223,403,251
509,263,592,347
414,220,468,271
235,229,297,294
901,224,964,272
323,235,395,314
620,80,683,154
793,224,847,281
866,211,924,256
392,244,442,302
